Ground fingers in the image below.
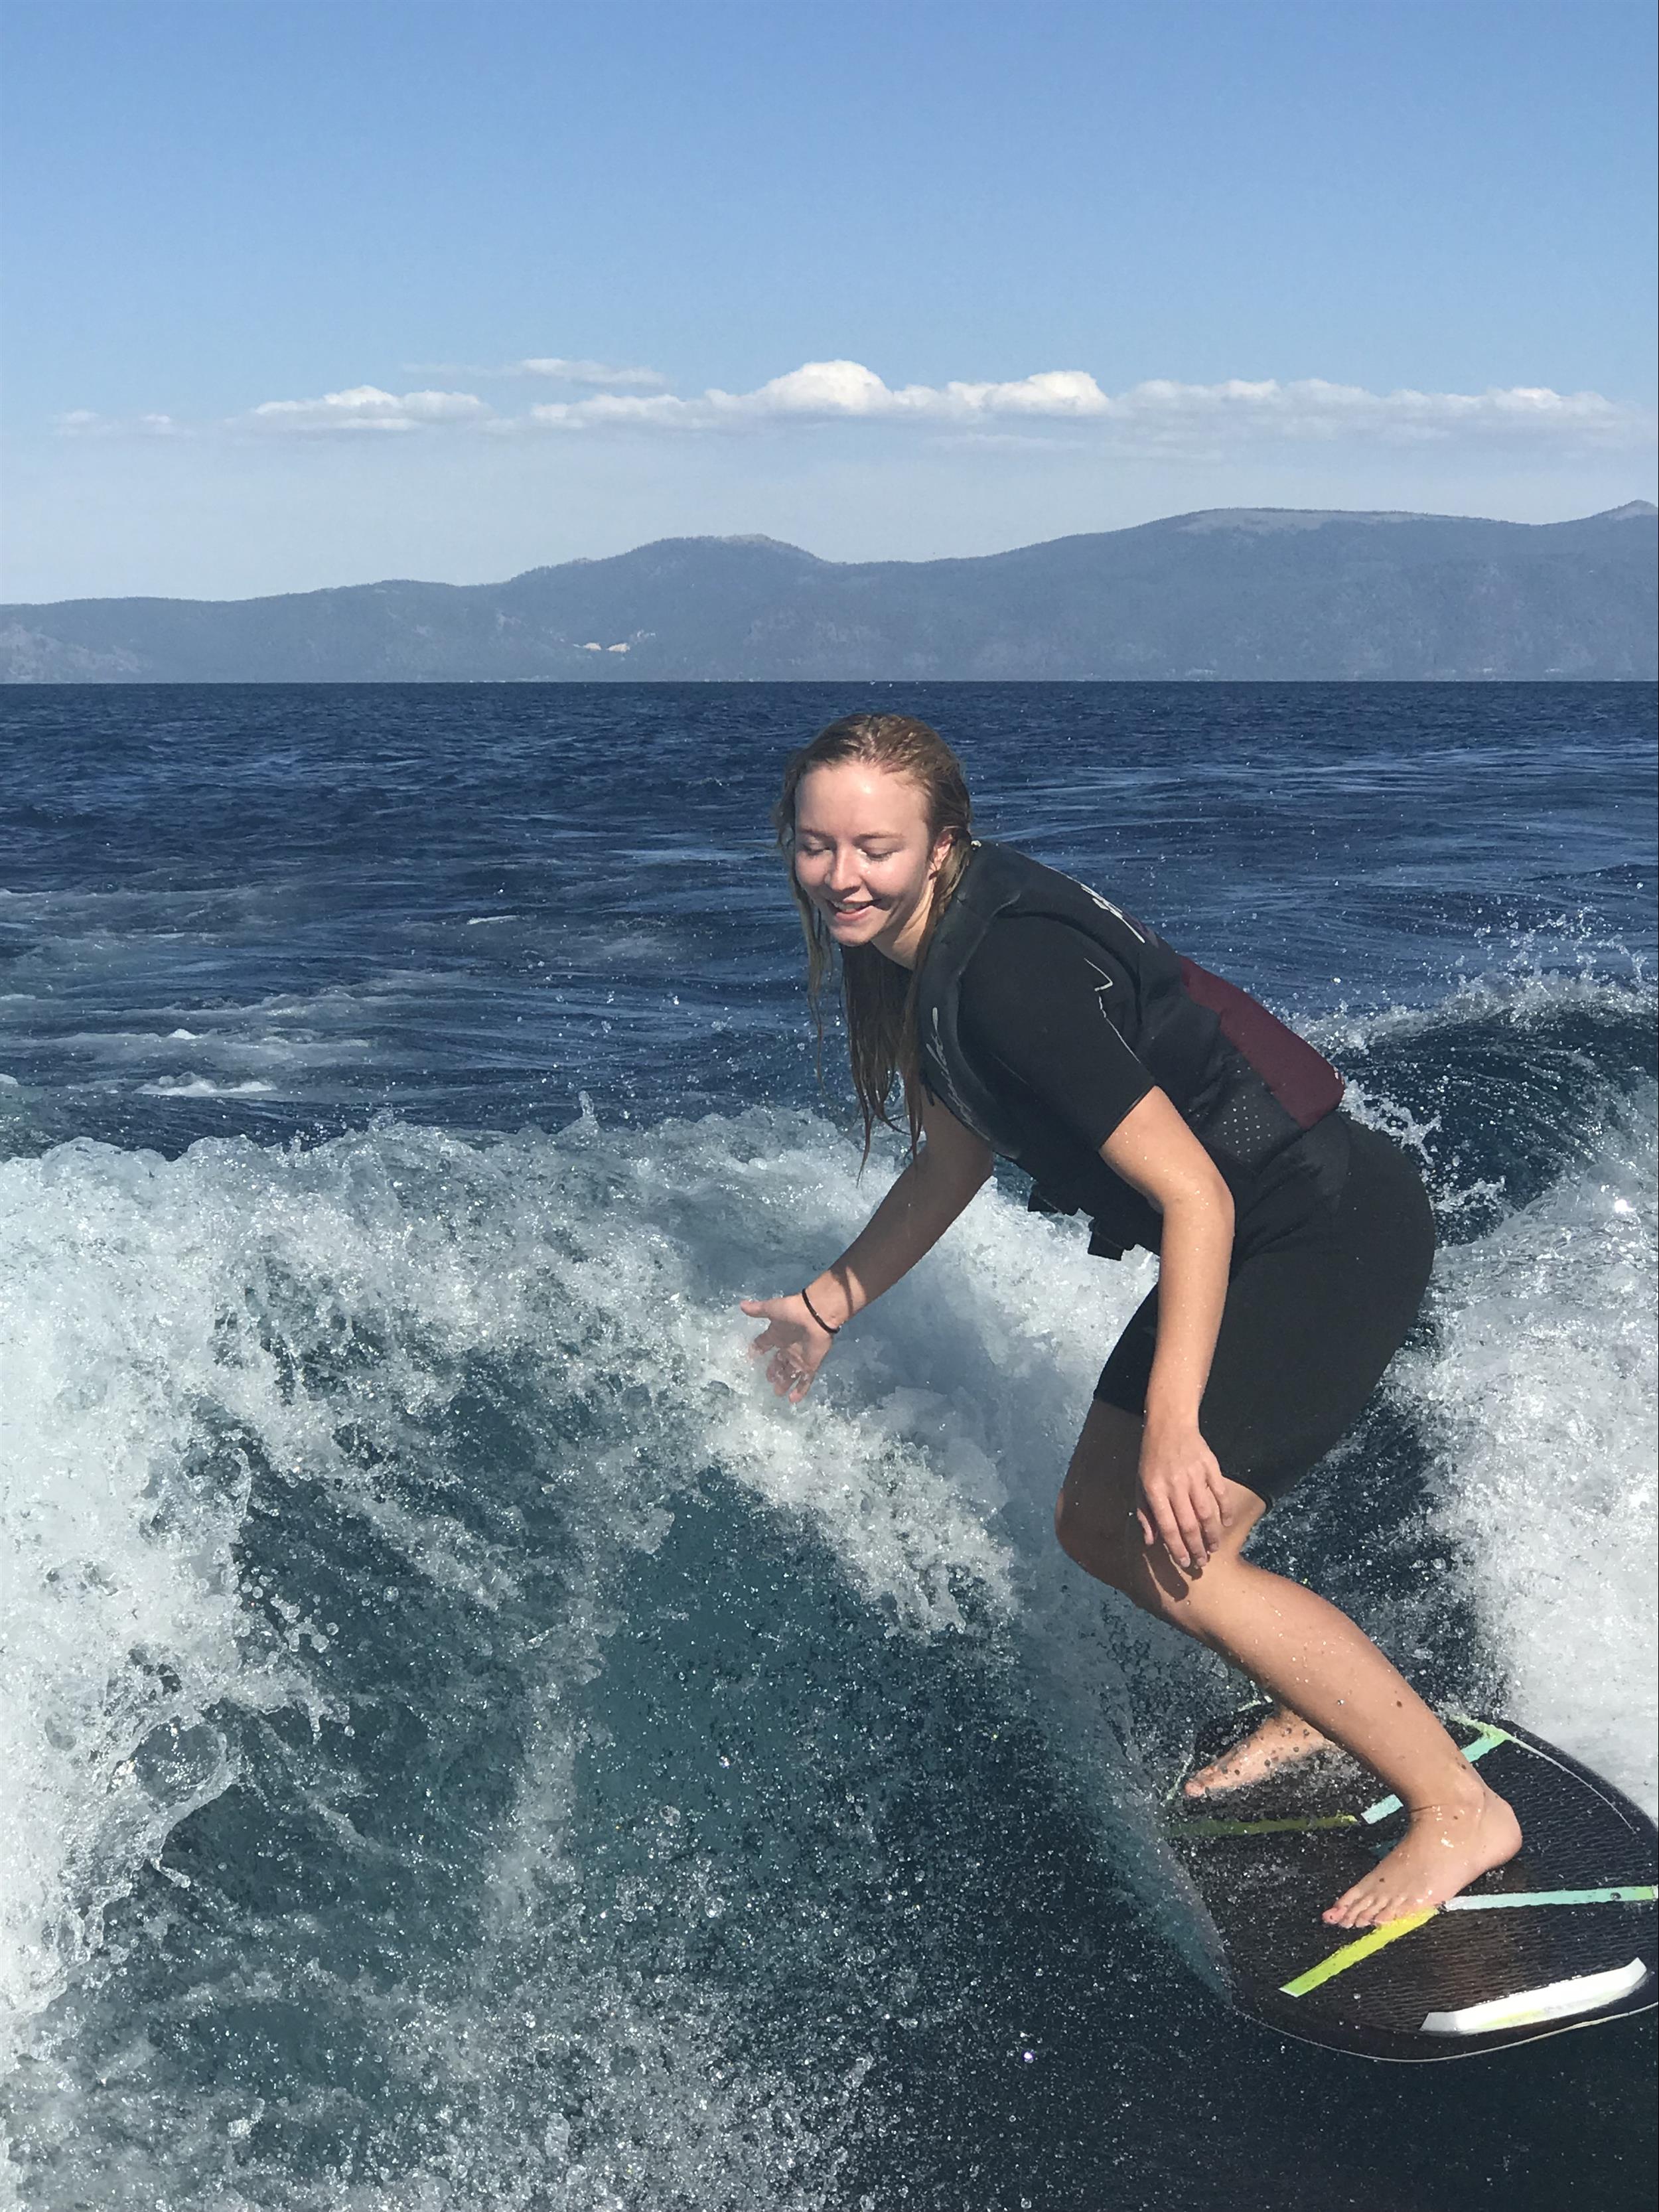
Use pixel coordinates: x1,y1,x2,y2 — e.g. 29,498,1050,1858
1151,1495,1193,1573
741,1295,830,1406
1145,1483,1215,1573
764,1346,816,1402
1193,1481,1225,1556
1194,1450,1234,1550
1176,1504,1207,1569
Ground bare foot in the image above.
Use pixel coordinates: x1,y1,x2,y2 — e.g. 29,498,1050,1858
1183,1706,1334,1797
1323,1782,1522,1928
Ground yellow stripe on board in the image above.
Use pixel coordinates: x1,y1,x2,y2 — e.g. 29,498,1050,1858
1280,1909,1437,1998
1279,1884,1657,1998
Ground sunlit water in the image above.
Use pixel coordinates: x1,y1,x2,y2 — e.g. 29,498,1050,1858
1,683,1654,2210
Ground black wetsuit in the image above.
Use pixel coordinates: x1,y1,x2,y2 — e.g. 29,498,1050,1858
958,913,1436,1503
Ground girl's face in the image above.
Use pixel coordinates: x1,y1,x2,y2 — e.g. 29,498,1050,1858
791,762,953,968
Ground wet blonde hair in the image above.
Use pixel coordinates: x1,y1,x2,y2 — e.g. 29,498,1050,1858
774,713,974,1159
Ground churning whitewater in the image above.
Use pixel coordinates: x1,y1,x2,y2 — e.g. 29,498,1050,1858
1,682,1653,2210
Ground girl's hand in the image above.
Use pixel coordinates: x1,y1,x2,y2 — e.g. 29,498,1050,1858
739,1294,835,1404
1135,1416,1232,1572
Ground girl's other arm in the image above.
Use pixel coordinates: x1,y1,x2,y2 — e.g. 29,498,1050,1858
741,1097,992,1400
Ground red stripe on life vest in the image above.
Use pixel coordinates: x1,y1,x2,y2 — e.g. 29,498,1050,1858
1177,958,1344,1130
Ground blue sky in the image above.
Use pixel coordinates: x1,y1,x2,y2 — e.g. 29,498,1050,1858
3,0,1654,601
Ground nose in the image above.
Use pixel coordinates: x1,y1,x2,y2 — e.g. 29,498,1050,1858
827,846,862,892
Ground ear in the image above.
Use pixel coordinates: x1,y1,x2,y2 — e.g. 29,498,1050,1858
927,826,960,878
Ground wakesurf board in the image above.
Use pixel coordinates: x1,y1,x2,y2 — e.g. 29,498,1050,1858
1166,1708,1657,2061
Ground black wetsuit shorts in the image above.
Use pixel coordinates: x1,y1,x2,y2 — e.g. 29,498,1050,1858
1093,1114,1436,1504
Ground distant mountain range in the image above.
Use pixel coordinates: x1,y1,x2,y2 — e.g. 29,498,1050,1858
3,502,1654,682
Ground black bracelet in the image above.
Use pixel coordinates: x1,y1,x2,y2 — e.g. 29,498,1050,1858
799,1285,841,1335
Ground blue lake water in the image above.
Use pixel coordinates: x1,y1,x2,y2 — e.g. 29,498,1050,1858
1,681,1654,2209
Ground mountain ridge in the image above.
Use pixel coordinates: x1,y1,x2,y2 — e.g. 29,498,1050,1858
4,502,1654,680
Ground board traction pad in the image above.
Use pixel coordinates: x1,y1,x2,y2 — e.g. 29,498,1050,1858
1165,1710,1658,2061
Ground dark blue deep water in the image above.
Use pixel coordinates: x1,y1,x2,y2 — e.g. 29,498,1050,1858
1,682,1654,2211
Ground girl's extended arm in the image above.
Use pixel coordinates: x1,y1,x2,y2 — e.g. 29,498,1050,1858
741,1098,993,1401
1098,1087,1236,1571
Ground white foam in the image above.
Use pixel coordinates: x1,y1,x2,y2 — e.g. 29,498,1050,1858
136,1076,277,1097
1,1108,1017,2203
4,1082,1652,2199
1398,1092,1658,1811
38,1029,372,1072
1315,964,1651,1059
0,1142,291,2079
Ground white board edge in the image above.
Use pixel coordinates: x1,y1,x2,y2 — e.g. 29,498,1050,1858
1419,1957,1650,2037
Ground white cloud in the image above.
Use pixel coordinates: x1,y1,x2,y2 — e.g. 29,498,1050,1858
244,385,491,434
57,362,1655,456
53,409,181,437
521,360,1114,431
1097,376,1646,448
514,361,1652,448
508,357,668,388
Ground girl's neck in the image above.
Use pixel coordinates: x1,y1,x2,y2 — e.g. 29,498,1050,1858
875,882,937,970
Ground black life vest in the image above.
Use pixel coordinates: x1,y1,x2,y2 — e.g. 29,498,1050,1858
914,842,1345,1256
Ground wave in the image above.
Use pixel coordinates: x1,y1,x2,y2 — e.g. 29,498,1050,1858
0,970,1652,2205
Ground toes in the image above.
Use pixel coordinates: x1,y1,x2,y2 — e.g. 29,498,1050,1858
1328,1889,1425,1929
1323,1881,1386,1928
1183,1761,1232,1796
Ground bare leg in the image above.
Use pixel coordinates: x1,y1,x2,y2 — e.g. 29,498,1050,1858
1057,1402,1520,1927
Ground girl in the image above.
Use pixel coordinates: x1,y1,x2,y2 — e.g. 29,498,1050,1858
741,713,1520,1929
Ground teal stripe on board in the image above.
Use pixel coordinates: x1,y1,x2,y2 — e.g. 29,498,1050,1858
1443,1885,1658,1912
1361,1723,1512,1826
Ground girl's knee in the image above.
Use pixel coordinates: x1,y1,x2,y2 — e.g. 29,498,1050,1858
1054,1487,1151,1601
1054,1485,1116,1576
1054,1487,1205,1625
